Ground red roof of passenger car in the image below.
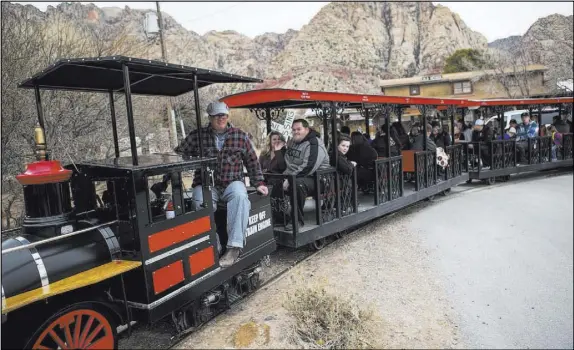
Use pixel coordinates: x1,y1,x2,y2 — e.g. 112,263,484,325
466,97,573,107
220,88,471,109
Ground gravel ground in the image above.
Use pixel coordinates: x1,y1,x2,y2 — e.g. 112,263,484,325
173,201,461,349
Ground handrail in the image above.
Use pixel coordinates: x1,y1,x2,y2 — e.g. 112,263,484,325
1,220,118,255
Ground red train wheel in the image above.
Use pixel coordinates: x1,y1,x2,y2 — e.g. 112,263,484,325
30,307,117,349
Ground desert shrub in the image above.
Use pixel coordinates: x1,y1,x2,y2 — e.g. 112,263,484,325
284,286,380,349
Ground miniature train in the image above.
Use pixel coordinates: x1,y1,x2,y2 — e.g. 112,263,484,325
1,56,572,349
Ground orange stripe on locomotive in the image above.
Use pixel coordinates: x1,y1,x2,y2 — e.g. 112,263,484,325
189,246,215,276
152,260,185,295
148,216,211,253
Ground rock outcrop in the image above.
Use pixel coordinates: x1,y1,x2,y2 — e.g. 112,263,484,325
488,14,573,91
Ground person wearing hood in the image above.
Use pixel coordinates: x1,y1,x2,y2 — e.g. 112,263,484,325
271,119,330,228
347,131,378,190
174,101,268,268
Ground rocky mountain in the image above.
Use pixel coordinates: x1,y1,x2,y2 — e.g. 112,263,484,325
3,1,489,96
522,14,573,87
487,14,573,90
260,2,488,93
488,35,521,52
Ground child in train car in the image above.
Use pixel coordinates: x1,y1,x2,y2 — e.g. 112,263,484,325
329,134,356,175
174,101,268,268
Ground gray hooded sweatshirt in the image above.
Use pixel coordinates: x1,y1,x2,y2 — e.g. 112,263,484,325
283,129,330,177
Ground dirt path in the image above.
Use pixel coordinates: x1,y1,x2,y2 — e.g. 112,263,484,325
174,204,461,349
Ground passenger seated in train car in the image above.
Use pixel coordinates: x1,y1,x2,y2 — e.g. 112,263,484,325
497,127,517,140
270,119,330,228
453,126,465,143
431,126,442,148
552,115,569,134
507,119,519,132
471,119,493,167
424,123,437,153
340,125,351,136
372,123,401,157
392,122,411,150
329,134,356,175
259,131,286,173
174,101,268,268
347,131,378,190
442,124,453,147
410,123,437,152
515,112,539,164
409,126,423,150
549,125,563,161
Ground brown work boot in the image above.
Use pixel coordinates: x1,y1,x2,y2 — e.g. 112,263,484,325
219,247,241,268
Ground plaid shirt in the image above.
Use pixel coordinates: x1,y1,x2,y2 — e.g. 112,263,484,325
174,124,264,189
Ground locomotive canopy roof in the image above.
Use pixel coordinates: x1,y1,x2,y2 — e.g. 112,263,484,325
18,56,262,96
80,154,211,171
220,88,471,109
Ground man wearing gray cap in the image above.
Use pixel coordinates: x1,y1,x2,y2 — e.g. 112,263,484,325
175,101,268,268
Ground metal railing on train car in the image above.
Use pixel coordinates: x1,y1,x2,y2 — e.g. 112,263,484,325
373,156,403,205
464,134,574,175
414,151,437,191
443,144,465,180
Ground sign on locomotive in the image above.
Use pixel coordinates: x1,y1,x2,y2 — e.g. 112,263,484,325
1,56,572,350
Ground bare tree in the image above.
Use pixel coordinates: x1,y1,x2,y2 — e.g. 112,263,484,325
0,3,166,229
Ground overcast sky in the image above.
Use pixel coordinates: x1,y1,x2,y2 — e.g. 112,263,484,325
14,1,574,42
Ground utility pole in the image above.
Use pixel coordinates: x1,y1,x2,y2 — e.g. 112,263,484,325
156,1,178,149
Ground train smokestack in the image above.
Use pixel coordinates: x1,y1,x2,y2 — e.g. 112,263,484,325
16,124,73,238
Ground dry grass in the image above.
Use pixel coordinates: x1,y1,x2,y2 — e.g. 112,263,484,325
284,285,382,349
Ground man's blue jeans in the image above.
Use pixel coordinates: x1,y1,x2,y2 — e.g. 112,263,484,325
192,181,250,251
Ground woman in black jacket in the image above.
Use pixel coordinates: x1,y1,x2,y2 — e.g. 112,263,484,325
347,132,378,190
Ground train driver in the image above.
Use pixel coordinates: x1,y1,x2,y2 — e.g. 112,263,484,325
174,101,268,268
